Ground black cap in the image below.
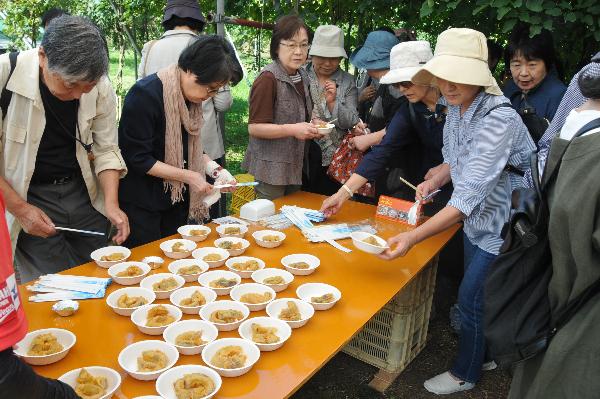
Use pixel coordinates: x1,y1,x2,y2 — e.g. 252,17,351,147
163,0,206,23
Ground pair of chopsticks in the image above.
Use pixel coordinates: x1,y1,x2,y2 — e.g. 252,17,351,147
398,177,441,202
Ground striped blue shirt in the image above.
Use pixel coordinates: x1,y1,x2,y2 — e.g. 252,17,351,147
442,92,535,254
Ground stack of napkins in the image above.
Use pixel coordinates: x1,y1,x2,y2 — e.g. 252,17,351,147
27,274,112,302
302,223,377,243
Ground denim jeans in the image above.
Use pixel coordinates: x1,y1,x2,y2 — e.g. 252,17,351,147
450,233,497,383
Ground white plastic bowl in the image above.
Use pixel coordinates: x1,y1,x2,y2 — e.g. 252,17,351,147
252,230,286,248
131,304,183,335
316,123,335,135
168,259,209,282
202,338,260,378
197,270,241,296
106,287,156,316
118,340,179,381
350,231,388,255
156,364,222,399
169,286,217,315
250,268,294,293
108,261,151,286
213,237,250,256
238,316,292,351
230,283,276,311
266,298,315,329
225,256,266,279
162,319,219,356
90,246,131,268
140,273,185,299
132,396,163,399
296,282,342,311
58,366,121,399
215,223,248,238
177,224,211,242
281,253,320,276
159,239,197,260
141,256,165,270
199,300,250,332
191,247,230,269
13,328,76,366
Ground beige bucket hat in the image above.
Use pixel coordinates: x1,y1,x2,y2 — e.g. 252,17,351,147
309,25,348,58
412,28,502,95
380,41,433,84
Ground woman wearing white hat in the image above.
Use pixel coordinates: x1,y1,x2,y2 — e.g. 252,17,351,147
320,40,452,215
379,28,535,394
304,25,359,195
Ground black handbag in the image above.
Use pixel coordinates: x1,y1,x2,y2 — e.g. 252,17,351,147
484,117,600,367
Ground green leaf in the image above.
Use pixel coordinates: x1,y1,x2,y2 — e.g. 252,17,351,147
543,19,553,30
513,0,523,6
583,14,594,25
564,12,577,22
530,24,542,36
529,14,542,24
473,3,488,15
503,18,518,32
420,1,433,17
525,0,543,12
497,6,511,19
545,7,562,16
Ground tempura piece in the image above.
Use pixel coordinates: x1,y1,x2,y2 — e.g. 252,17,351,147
116,265,143,277
239,292,272,304
174,330,206,347
217,240,243,250
27,333,63,356
179,290,206,307
210,345,247,369
146,305,176,327
74,368,108,399
251,323,280,344
100,252,125,262
177,265,202,275
152,277,179,292
173,373,215,399
189,229,208,237
209,277,237,288
137,349,168,372
231,260,260,271
278,301,301,321
362,236,383,247
223,227,241,235
117,294,147,308
171,242,188,253
262,235,281,242
203,253,222,262
288,261,310,269
263,276,285,285
311,293,335,303
209,309,244,324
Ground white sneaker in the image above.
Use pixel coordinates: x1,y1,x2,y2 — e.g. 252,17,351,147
482,360,497,371
423,371,475,395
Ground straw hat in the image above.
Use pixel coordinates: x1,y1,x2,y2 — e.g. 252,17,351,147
309,25,347,58
380,41,433,84
412,28,502,95
349,30,399,70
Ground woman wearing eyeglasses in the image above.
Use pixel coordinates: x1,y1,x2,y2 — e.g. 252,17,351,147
242,15,321,200
118,35,241,247
320,41,451,216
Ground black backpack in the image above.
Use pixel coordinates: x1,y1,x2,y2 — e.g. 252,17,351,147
0,51,18,118
484,117,600,367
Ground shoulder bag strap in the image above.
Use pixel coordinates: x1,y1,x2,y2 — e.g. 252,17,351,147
1,51,19,118
140,40,158,78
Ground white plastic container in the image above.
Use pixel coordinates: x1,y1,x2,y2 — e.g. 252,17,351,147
202,338,260,377
106,287,156,316
13,328,76,366
118,340,179,381
238,316,292,351
156,365,222,399
162,319,219,356
239,199,276,222
296,282,342,311
58,366,121,399
130,304,183,335
266,298,315,329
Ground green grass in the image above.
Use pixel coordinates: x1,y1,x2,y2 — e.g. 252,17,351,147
108,48,252,177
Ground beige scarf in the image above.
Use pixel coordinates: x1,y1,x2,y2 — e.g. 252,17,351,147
157,64,208,221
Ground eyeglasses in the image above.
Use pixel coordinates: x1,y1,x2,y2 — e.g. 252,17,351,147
393,81,414,89
204,85,223,95
280,42,311,52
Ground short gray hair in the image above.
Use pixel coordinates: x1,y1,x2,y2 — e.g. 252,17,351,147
41,15,108,83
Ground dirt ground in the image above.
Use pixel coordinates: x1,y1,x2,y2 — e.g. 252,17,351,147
291,272,512,399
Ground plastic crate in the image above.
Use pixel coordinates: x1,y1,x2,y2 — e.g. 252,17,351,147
343,259,437,374
230,173,256,215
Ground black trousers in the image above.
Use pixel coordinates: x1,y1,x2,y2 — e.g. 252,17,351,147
0,349,79,399
121,199,190,248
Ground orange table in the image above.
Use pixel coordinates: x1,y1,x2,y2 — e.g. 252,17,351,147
21,192,459,398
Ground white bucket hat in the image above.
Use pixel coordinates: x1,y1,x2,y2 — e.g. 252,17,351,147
379,41,433,84
309,25,347,58
412,28,502,95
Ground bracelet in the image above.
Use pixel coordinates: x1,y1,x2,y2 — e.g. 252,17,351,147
341,184,354,198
